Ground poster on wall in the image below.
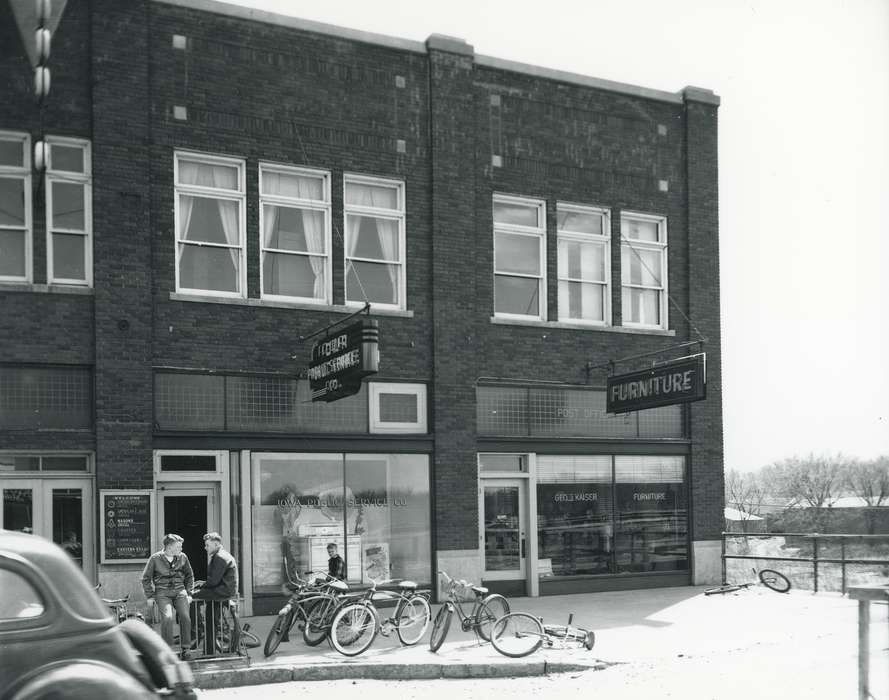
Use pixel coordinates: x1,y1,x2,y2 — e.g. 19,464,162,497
100,490,154,564
364,542,390,582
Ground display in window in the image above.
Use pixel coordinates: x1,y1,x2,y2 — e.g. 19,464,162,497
614,482,687,573
536,483,613,576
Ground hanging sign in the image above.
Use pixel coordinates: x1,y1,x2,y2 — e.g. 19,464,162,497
308,319,379,402
606,354,706,414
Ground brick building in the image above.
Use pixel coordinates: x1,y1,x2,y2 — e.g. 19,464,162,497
0,0,723,613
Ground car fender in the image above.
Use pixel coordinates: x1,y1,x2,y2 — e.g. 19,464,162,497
119,618,195,691
9,661,155,700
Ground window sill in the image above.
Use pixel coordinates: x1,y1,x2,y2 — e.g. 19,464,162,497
169,293,414,318
489,317,675,336
0,282,94,296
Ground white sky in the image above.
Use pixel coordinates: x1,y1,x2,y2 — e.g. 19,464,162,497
229,0,889,471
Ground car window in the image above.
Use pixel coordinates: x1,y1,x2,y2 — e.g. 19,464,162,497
0,568,45,619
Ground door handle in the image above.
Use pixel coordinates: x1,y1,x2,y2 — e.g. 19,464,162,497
521,538,526,558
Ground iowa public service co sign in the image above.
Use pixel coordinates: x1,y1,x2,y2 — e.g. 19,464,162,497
606,354,706,414
308,319,379,402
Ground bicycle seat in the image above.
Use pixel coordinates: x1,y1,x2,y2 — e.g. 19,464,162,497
471,586,488,595
327,580,349,592
397,580,417,590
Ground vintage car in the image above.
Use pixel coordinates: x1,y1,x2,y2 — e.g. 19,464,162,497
0,529,198,700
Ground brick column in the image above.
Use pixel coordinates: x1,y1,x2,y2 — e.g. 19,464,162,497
427,34,482,585
684,86,724,584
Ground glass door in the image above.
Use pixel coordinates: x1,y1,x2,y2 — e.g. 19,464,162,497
0,478,94,577
480,479,526,581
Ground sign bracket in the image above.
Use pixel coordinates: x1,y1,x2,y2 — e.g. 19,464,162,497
290,302,371,359
585,338,706,384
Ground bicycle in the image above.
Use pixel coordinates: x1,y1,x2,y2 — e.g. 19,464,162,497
95,584,145,624
428,570,509,652
490,612,595,658
328,577,432,656
263,564,351,656
704,567,791,596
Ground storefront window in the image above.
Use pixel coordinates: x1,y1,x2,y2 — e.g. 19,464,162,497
250,453,430,594
536,456,613,577
614,456,687,573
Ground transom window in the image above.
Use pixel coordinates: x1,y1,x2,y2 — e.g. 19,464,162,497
0,453,90,472
46,137,91,286
557,203,610,325
0,132,31,283
259,164,331,304
620,212,668,329
344,175,405,310
175,152,246,297
493,194,546,320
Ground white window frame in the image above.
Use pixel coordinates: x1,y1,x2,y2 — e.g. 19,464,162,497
174,151,246,298
343,173,406,311
259,162,332,304
493,194,547,321
556,202,611,326
620,211,668,330
369,382,427,434
46,136,91,286
0,131,31,284
153,449,226,480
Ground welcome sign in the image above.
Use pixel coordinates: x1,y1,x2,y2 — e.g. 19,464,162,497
606,354,706,414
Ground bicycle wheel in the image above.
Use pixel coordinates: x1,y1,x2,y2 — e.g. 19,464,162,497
395,595,431,646
759,569,791,593
476,593,509,642
490,612,544,658
303,597,334,646
216,605,241,654
330,603,378,656
429,603,453,652
584,629,596,651
263,610,293,657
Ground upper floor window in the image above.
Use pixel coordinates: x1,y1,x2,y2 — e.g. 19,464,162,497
557,203,610,325
621,212,667,329
46,137,91,286
0,132,31,283
344,175,405,310
493,194,546,320
175,152,245,297
259,163,331,304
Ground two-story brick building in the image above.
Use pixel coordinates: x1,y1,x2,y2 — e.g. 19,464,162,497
0,0,723,614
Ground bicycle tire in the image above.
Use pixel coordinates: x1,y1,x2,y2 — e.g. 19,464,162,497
242,629,261,649
584,630,596,651
216,605,241,654
476,593,509,642
395,595,431,646
490,612,544,658
429,603,453,652
330,603,379,656
303,597,334,646
263,610,292,657
759,569,791,593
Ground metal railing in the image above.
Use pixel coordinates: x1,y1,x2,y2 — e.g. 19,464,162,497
186,598,246,661
721,532,889,594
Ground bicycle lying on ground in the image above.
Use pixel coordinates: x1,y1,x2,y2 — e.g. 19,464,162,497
704,567,792,596
328,577,432,656
263,564,352,656
490,612,595,658
428,570,509,652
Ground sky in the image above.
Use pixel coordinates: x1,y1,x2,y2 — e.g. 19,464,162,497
228,0,889,472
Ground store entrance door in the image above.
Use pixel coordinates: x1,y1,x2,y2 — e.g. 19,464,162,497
0,478,95,579
158,484,218,583
480,479,527,587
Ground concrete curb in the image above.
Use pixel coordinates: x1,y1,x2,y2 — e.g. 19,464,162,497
192,660,607,689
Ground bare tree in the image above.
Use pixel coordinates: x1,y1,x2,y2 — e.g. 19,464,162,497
724,469,769,531
765,453,849,508
844,456,889,506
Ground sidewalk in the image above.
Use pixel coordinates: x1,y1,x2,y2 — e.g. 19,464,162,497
190,585,864,690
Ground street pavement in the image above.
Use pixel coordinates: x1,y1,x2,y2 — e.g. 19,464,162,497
190,584,882,694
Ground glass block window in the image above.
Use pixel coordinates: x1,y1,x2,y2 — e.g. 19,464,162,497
297,380,367,433
227,375,298,432
0,366,92,429
0,131,31,282
154,373,224,431
46,137,91,286
477,385,684,439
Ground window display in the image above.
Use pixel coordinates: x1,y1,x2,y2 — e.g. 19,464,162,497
251,453,430,594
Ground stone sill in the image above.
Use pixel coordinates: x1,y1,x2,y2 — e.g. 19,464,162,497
0,283,94,296
169,293,414,318
490,316,676,336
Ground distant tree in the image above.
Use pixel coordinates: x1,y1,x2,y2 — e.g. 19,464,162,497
844,456,889,506
765,453,849,509
724,469,769,532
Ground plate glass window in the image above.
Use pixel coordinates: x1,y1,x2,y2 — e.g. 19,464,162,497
260,164,331,303
493,195,546,320
0,132,30,283
46,138,91,286
175,152,246,297
344,176,405,309
620,213,667,328
557,204,610,324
